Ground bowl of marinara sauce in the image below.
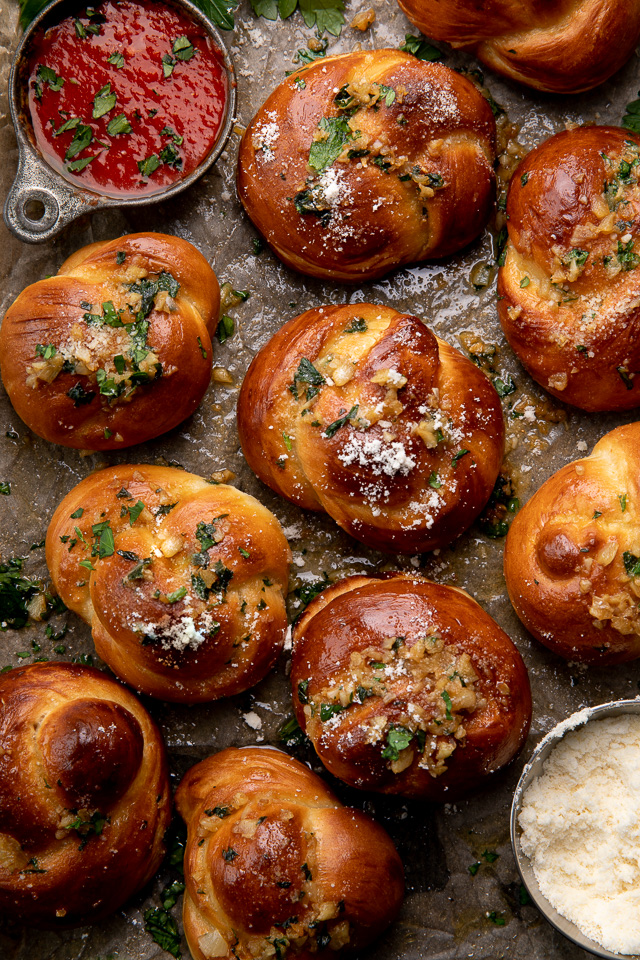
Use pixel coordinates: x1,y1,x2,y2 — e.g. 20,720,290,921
5,0,236,242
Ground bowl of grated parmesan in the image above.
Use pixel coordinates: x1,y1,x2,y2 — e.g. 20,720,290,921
511,700,640,959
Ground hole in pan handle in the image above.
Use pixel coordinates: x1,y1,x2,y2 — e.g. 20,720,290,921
3,146,99,244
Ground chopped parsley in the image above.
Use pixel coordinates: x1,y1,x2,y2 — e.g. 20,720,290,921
92,82,116,119
216,314,234,343
106,112,131,136
107,50,125,68
344,317,367,333
400,33,443,61
138,154,161,178
67,382,95,406
0,482,10,496
381,725,413,761
623,552,640,577
35,63,64,98
289,357,325,401
617,239,640,271
0,559,40,630
323,405,358,438
451,449,470,469
309,116,358,173
144,906,181,959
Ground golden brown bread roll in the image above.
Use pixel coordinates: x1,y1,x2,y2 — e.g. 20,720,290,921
175,746,404,960
396,0,640,94
45,465,291,702
237,303,505,554
237,50,496,282
498,127,640,412
0,661,170,926
504,423,640,663
291,573,531,800
0,232,219,449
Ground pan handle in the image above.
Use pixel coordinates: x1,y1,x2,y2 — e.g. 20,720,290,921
3,146,101,244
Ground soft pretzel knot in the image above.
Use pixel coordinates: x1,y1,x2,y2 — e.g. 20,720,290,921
237,50,496,282
0,232,219,449
45,465,291,702
498,127,640,412
0,662,170,925
237,304,504,554
504,423,640,663
291,574,532,800
175,747,404,960
396,0,640,94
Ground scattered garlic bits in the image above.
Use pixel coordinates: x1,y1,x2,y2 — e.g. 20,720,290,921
291,573,532,801
237,49,496,282
504,422,640,664
309,631,482,779
519,714,640,956
45,464,291,702
237,303,505,555
175,748,404,960
497,127,640,412
0,233,219,449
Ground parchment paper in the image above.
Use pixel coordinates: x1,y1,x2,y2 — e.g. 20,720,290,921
1,1,639,957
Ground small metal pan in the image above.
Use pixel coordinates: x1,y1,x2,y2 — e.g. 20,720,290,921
4,0,236,244
511,699,640,960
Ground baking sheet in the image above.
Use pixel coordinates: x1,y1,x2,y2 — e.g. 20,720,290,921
1,1,639,957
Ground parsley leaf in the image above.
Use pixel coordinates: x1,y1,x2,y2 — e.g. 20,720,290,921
381,725,413,761
624,552,640,577
309,115,357,172
0,559,40,630
323,404,358,438
289,357,326,400
93,82,116,118
298,0,345,35
144,907,181,958
400,33,443,61
622,94,640,134
107,112,131,136
189,0,237,30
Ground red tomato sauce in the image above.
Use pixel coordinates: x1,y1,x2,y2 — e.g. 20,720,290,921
26,0,228,197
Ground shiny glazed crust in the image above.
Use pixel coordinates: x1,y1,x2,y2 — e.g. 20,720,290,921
175,747,404,960
237,50,496,282
497,127,640,411
237,303,505,554
291,574,531,800
0,662,171,926
45,465,291,702
396,0,640,94
504,422,640,663
0,233,219,449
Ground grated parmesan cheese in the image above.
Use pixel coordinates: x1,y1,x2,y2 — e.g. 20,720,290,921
519,714,640,955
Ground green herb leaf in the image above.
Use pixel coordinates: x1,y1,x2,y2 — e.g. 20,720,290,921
67,382,95,406
482,849,499,863
441,690,452,720
344,317,367,333
189,0,237,30
173,35,195,60
222,847,238,862
319,702,345,721
298,679,310,704
165,586,187,603
107,50,125,68
144,907,181,959
617,239,640,271
622,94,640,134
493,375,516,398
67,155,97,173
400,33,443,62
451,449,470,469
428,472,441,489
0,559,40,630
128,501,145,525
65,123,93,160
216,314,234,343
53,116,80,137
35,63,64,95
138,154,161,177
309,115,356,173
323,405,358,439
468,862,480,876
289,357,326,401
107,112,131,135
381,724,413,761
619,493,628,512
93,82,116,118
